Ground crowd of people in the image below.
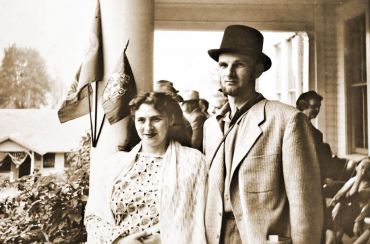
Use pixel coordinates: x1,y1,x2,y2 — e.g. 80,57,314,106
84,25,368,244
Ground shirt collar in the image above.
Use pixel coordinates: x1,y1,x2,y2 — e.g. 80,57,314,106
216,92,264,123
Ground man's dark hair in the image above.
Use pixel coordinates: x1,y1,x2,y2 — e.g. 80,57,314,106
183,99,200,112
296,90,323,111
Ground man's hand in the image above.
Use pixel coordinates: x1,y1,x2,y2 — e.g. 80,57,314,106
325,229,336,244
354,222,364,236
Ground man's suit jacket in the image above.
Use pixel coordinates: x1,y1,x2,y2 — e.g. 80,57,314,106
203,99,323,244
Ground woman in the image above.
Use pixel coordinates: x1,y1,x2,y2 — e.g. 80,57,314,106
84,92,207,244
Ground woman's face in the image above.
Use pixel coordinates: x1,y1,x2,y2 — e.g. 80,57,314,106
134,103,171,154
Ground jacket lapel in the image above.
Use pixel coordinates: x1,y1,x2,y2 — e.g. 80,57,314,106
230,100,266,179
205,106,227,166
206,115,225,196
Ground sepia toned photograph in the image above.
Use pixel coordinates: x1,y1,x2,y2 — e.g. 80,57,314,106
0,0,368,243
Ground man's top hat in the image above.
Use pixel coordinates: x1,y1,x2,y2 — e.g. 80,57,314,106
208,25,272,71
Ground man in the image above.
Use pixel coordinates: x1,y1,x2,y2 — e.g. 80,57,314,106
208,91,228,115
180,90,207,151
199,98,210,118
296,90,322,121
203,25,323,244
296,91,340,244
296,91,355,182
153,79,183,102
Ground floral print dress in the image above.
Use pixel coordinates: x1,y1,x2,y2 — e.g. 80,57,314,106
85,153,162,243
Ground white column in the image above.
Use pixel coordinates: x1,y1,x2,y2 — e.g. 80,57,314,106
30,151,34,174
55,153,64,173
10,163,16,181
91,0,154,177
313,4,326,134
292,34,303,99
280,39,291,105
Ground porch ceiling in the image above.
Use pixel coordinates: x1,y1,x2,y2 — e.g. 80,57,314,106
154,0,342,31
155,0,341,5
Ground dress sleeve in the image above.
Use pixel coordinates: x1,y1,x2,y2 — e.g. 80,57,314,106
85,214,129,244
84,152,130,244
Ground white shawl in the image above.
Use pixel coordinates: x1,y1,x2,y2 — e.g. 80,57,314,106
85,141,207,244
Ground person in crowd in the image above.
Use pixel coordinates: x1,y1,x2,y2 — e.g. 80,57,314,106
208,91,228,115
153,80,193,147
179,90,208,151
203,24,323,244
84,92,207,244
330,157,370,243
353,199,370,244
296,90,343,244
296,91,357,189
199,98,210,118
153,80,182,102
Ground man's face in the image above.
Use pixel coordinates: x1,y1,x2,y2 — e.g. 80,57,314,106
180,101,191,113
218,53,258,98
303,98,321,119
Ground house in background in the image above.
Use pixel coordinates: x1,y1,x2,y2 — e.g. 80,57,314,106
0,109,88,181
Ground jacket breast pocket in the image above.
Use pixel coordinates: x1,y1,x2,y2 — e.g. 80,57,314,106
239,154,282,193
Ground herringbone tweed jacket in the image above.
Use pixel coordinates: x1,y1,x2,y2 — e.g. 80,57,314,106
203,99,323,244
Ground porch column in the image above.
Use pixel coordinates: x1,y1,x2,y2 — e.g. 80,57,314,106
90,0,154,176
30,151,34,174
280,39,291,104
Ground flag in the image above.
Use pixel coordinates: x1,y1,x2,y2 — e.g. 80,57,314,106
58,0,103,123
102,42,137,124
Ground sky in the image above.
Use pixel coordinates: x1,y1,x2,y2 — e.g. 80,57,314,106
0,0,96,101
0,0,294,104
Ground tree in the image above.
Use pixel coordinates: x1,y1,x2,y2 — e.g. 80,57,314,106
0,44,52,108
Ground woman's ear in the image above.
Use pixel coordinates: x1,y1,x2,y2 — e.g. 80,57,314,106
169,114,175,126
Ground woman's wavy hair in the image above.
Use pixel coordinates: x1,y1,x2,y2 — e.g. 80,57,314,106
129,91,186,144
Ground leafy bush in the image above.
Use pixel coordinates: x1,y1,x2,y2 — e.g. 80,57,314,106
0,133,91,243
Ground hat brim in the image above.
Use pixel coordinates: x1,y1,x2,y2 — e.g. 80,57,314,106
208,48,271,71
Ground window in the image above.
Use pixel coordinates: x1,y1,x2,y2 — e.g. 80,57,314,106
345,14,367,154
43,153,55,168
273,32,308,105
0,156,11,173
275,43,282,100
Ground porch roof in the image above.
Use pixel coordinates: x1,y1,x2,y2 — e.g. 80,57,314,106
0,109,89,155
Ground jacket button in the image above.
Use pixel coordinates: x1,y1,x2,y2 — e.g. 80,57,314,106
216,235,220,239
219,212,222,216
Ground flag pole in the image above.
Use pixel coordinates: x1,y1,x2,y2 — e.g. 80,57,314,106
92,80,99,147
124,39,129,53
87,85,95,144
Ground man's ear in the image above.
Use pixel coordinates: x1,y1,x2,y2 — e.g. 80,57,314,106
255,63,265,79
